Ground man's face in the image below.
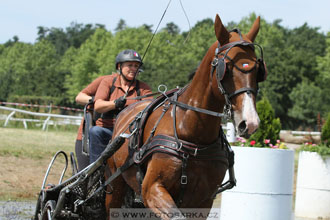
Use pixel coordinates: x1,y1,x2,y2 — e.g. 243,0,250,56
120,61,140,81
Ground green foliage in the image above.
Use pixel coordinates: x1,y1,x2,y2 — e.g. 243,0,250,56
248,97,281,147
299,144,330,157
288,80,324,127
115,19,127,32
298,112,330,156
315,32,330,121
37,22,103,55
0,15,328,130
321,113,330,146
0,42,33,101
8,95,62,105
161,22,180,35
64,28,113,100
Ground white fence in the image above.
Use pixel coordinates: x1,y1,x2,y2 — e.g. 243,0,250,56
0,106,82,130
0,106,323,140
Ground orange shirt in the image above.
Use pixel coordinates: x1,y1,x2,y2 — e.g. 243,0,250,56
76,75,112,140
94,74,152,128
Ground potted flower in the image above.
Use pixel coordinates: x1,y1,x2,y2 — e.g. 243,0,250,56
294,113,330,219
220,97,295,220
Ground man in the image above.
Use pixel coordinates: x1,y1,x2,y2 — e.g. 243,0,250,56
75,75,110,171
89,49,152,163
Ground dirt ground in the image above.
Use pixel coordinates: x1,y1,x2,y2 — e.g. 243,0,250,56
0,143,300,219
0,155,70,200
0,143,301,201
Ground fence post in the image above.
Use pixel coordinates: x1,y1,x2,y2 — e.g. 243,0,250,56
4,110,16,127
42,103,52,130
22,119,27,129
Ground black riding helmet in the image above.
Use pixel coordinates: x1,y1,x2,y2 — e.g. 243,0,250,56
115,49,143,70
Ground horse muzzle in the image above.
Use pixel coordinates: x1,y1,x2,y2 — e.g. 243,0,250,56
236,118,260,138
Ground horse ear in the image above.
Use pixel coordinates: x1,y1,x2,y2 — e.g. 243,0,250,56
214,14,230,45
246,16,260,42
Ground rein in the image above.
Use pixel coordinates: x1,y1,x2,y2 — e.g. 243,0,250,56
168,98,225,118
126,91,161,100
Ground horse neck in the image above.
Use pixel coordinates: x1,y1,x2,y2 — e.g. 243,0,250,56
176,48,224,144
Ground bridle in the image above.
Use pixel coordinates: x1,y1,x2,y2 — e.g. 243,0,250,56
210,29,264,118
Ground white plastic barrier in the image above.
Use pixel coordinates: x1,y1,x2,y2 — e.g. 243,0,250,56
225,122,236,143
220,146,295,220
295,151,330,219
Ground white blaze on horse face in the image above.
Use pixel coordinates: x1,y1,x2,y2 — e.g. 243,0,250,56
241,93,260,134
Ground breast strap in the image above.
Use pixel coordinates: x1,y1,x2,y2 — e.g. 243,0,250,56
133,134,229,165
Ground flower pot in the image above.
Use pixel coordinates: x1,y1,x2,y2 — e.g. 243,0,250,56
294,151,330,219
220,146,295,220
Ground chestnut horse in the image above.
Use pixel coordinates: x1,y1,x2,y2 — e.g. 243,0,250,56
105,14,265,219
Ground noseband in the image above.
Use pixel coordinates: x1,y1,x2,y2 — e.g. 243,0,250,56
210,29,264,118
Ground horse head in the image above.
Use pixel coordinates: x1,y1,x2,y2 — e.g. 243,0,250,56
209,14,266,138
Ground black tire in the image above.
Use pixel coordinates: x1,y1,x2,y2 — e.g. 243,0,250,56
33,192,43,220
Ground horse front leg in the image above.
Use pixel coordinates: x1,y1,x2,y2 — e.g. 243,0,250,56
142,153,185,220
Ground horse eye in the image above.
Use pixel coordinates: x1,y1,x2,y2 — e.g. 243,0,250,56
226,65,233,76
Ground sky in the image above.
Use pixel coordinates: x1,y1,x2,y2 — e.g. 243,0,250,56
1,0,329,44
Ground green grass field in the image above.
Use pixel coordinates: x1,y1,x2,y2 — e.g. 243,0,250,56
0,127,77,158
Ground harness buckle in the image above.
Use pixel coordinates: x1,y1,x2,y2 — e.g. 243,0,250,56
211,58,218,67
176,142,183,151
224,104,232,120
193,148,198,157
181,175,188,185
120,129,137,139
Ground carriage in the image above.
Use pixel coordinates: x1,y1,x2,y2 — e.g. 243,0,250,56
33,14,266,220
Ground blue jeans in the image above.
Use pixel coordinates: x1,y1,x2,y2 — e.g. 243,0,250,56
89,126,113,164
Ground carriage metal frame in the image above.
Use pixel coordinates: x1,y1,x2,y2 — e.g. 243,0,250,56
33,133,130,220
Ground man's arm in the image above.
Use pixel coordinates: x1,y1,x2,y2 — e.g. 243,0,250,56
75,75,107,105
94,78,117,113
75,92,93,105
94,99,116,113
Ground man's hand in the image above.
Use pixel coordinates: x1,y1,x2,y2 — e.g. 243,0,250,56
88,96,94,104
114,96,127,110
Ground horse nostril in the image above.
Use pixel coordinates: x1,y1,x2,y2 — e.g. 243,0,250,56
238,120,247,134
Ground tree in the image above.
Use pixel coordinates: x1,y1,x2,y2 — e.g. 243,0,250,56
316,32,330,120
0,42,33,100
3,36,19,47
248,97,281,147
162,22,180,35
0,40,65,103
321,113,330,146
16,40,61,97
141,24,153,33
64,28,113,100
286,23,326,82
288,80,324,128
115,19,127,32
37,22,102,55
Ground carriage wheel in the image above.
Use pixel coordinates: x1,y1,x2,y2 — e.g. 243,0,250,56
40,200,56,220
33,192,43,220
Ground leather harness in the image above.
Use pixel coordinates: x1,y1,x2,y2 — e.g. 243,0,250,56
119,88,235,206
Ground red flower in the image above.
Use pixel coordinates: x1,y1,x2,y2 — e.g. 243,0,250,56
250,140,256,146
